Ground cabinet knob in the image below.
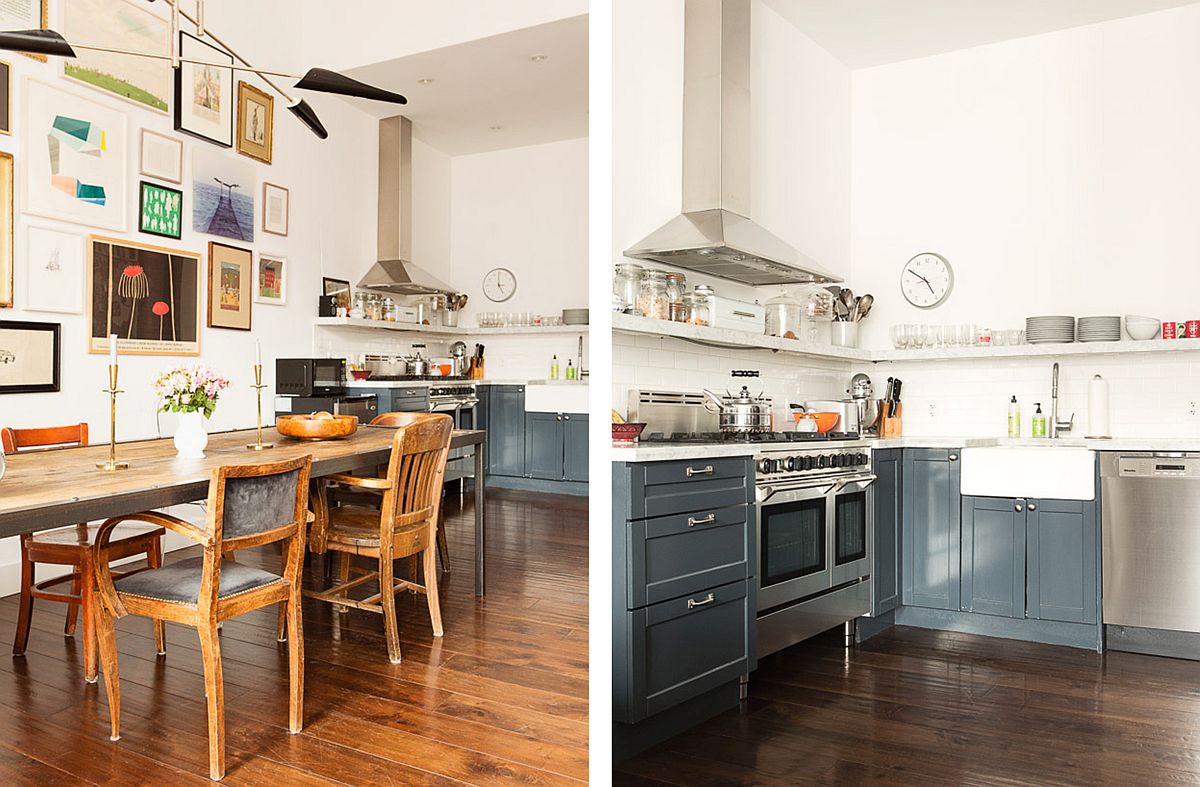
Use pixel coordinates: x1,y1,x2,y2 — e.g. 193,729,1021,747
948,454,959,461
1014,503,1023,512
1028,503,1036,511
564,414,570,420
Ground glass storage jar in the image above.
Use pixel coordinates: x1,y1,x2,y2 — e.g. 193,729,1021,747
764,291,803,338
351,292,368,319
693,284,716,321
613,262,644,312
638,270,670,320
681,292,710,326
664,272,687,303
798,285,834,343
366,294,383,321
383,298,397,322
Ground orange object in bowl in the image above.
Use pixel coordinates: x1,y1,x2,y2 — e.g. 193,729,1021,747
793,411,840,433
436,363,452,376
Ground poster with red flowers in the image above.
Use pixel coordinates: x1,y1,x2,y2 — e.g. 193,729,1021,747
87,235,201,356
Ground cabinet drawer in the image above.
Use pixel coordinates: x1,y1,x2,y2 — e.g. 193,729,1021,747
631,457,753,519
627,505,752,608
620,579,752,723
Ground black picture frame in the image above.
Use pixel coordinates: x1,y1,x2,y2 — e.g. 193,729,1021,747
0,320,60,394
138,181,183,240
322,277,351,310
173,32,234,147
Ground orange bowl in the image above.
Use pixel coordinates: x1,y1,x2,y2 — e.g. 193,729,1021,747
793,411,840,433
277,414,359,440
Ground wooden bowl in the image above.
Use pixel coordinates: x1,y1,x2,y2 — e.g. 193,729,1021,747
276,414,359,440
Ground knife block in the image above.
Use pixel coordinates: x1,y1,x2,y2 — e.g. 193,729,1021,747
880,403,903,438
468,358,485,380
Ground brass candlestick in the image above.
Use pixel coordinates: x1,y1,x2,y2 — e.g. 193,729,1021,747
247,363,274,450
96,364,129,471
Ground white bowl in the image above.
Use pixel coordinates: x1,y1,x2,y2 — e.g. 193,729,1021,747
1124,316,1160,341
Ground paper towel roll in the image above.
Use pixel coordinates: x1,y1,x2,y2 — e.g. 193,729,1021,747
1088,374,1110,438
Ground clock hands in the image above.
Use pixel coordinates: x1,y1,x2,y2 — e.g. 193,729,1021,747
907,269,937,296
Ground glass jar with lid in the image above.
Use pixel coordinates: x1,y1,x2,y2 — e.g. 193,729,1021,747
664,272,687,303
798,285,834,343
366,294,383,321
638,270,670,320
613,262,644,312
681,292,710,326
764,291,803,338
383,297,397,322
351,291,368,319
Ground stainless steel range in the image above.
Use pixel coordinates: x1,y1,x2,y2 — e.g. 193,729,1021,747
753,440,875,658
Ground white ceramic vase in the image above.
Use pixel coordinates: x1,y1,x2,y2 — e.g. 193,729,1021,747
174,410,209,459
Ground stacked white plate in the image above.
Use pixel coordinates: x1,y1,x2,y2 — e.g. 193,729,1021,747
1077,315,1121,343
1025,315,1076,344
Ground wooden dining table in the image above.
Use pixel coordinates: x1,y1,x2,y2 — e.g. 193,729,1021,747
0,425,490,595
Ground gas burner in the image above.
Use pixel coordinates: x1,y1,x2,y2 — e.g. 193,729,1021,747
367,374,472,382
640,430,861,444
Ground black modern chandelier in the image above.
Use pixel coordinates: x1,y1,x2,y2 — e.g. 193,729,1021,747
0,0,408,139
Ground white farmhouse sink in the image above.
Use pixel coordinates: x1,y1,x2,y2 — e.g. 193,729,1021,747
524,382,588,414
960,447,1095,501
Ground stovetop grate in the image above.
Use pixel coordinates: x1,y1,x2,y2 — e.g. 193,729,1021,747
640,430,860,444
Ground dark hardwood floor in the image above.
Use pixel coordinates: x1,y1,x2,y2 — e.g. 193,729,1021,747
616,625,1200,786
0,487,588,785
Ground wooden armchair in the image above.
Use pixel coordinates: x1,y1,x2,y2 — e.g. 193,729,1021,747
92,455,313,782
304,414,452,663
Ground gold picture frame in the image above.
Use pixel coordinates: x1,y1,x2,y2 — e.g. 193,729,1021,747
207,241,253,331
0,2,48,63
0,151,11,308
0,60,11,135
236,81,274,164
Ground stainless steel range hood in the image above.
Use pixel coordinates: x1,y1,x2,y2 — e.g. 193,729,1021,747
357,116,457,296
624,0,841,286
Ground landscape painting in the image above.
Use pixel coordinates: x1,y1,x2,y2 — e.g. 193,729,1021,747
192,148,254,242
25,80,127,231
88,235,200,355
62,0,170,113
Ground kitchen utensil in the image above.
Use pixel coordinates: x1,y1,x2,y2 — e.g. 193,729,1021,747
702,387,772,433
853,294,874,322
797,399,857,433
831,321,859,348
441,310,460,327
405,353,428,376
612,422,647,445
833,298,849,321
839,287,855,316
890,379,903,416
276,414,359,441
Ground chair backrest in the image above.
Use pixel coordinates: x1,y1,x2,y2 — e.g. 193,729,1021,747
1,423,89,452
370,412,430,428
206,454,313,549
379,413,453,530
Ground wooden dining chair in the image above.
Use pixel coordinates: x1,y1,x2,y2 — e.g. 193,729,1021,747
92,454,313,782
304,414,452,663
1,424,166,683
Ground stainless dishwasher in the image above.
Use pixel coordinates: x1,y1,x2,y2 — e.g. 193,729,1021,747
1101,452,1200,658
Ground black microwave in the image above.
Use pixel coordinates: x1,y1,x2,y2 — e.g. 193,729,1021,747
276,358,345,397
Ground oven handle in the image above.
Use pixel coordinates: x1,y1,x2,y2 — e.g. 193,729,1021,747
756,474,877,504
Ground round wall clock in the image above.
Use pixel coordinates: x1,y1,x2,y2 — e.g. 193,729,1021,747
482,267,517,302
901,252,954,309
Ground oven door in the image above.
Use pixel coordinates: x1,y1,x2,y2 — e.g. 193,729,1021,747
830,475,875,585
756,484,834,610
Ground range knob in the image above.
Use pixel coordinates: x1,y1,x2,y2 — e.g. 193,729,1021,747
856,453,868,466
817,455,829,469
800,455,813,471
758,458,774,474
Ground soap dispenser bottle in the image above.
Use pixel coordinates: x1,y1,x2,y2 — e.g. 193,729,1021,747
550,354,559,380
566,359,576,380
1031,403,1047,438
1007,395,1020,438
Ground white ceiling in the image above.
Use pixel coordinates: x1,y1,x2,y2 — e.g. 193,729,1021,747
764,0,1200,69
340,14,588,156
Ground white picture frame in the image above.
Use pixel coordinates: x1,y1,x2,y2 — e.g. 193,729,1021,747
62,0,171,114
139,129,183,184
254,252,286,306
24,225,84,314
262,181,289,236
23,79,128,232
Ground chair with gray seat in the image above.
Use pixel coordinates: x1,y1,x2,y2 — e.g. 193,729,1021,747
92,454,313,782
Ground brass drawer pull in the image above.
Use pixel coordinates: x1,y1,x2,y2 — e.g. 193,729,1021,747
687,513,716,527
685,465,714,477
687,593,716,609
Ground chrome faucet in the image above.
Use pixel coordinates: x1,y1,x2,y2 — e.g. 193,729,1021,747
1050,362,1074,439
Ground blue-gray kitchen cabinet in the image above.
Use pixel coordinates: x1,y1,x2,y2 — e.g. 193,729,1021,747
902,448,962,610
524,412,563,480
871,448,903,616
488,385,526,477
563,413,589,482
1026,498,1098,624
961,496,1026,618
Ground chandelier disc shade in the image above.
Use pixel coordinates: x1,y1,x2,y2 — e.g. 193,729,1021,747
294,68,408,105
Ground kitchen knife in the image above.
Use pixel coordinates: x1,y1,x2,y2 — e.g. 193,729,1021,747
883,377,895,415
891,379,903,417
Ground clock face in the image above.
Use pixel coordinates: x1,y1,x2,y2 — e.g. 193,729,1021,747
901,253,954,309
482,267,517,303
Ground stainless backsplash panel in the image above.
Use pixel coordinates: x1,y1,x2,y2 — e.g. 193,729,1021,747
628,389,720,433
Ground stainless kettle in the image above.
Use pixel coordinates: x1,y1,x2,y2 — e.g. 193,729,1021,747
703,386,772,433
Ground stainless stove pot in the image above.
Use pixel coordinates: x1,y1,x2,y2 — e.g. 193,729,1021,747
703,386,772,433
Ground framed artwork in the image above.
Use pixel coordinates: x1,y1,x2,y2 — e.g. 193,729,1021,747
0,152,10,308
236,81,273,164
63,0,170,113
174,32,233,147
255,253,286,306
139,181,183,240
24,79,128,231
0,61,10,135
0,1,48,63
322,277,351,311
0,320,59,394
88,235,200,355
262,182,288,236
192,148,254,242
207,242,252,330
25,226,84,314
139,129,182,183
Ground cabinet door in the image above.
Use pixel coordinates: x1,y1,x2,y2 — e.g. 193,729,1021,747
1026,498,1098,624
563,413,589,482
961,497,1026,618
525,412,564,480
902,448,962,610
871,449,903,616
488,386,526,477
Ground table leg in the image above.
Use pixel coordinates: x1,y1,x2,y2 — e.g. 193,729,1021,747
474,440,486,597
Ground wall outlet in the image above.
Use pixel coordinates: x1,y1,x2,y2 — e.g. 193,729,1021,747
1190,401,1197,418
929,403,936,418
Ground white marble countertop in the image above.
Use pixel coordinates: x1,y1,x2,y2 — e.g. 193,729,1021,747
612,435,1200,462
343,378,588,388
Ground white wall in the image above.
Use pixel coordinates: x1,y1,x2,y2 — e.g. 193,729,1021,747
849,3,1200,436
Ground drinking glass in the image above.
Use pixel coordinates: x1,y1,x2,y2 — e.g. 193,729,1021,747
891,324,906,349
1008,329,1023,345
943,324,958,347
928,325,943,347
